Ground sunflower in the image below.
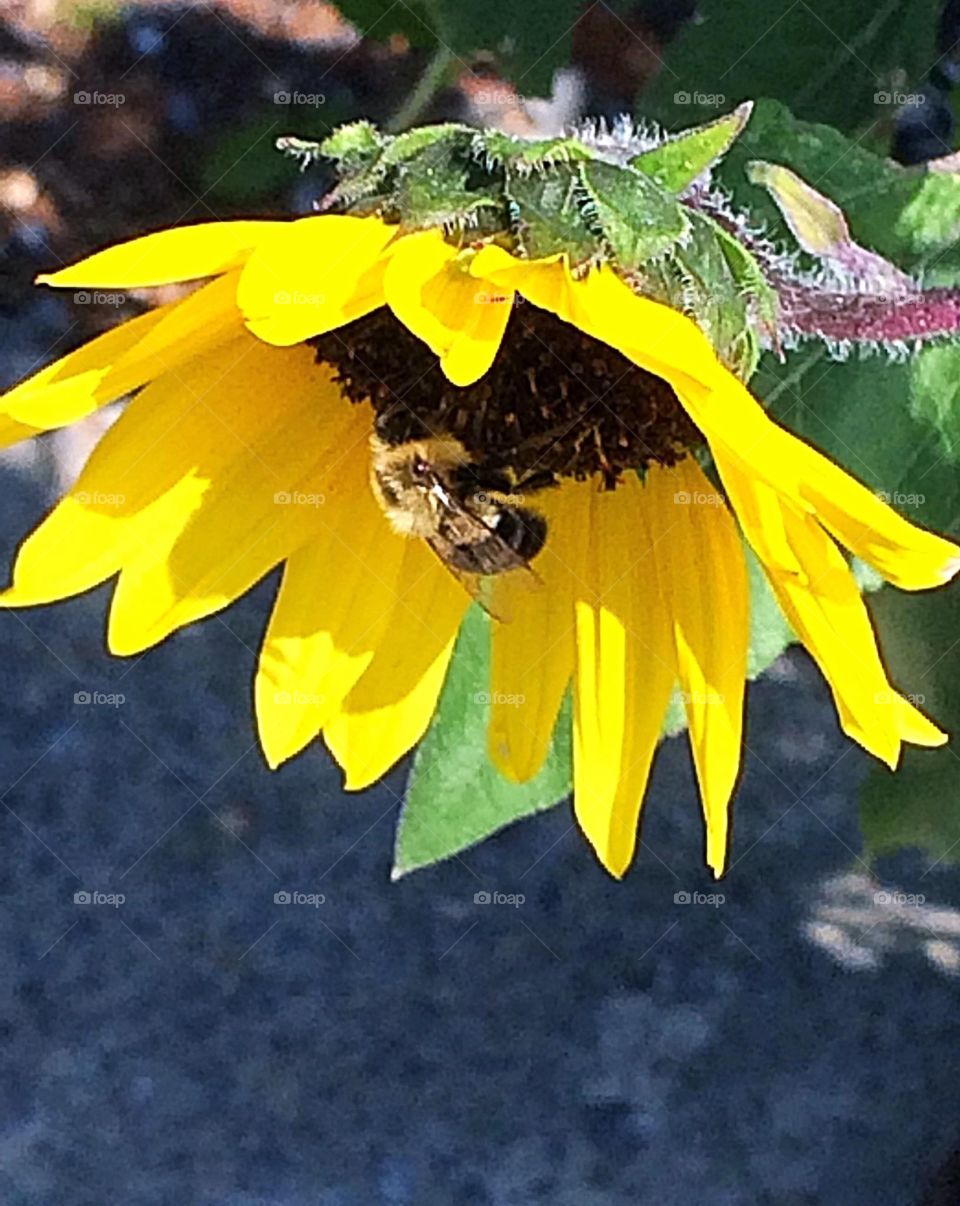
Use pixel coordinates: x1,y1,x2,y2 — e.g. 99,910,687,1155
1,120,957,880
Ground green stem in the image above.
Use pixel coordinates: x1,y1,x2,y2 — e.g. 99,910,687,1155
388,45,457,133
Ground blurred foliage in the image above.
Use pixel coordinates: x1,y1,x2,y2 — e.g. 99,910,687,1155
199,119,303,207
722,101,960,273
61,0,121,32
861,584,960,865
337,0,586,94
726,102,960,533
199,101,354,206
643,0,943,136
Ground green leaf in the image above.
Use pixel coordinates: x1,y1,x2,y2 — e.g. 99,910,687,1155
319,120,384,166
479,131,595,170
382,123,474,164
744,548,795,677
722,100,960,274
747,159,858,256
631,102,753,193
854,322,960,867
754,347,960,537
861,754,960,865
394,606,572,877
396,170,499,229
658,210,763,378
394,138,501,228
706,215,779,353
746,158,915,290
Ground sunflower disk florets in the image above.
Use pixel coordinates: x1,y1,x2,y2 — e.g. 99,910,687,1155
300,107,783,486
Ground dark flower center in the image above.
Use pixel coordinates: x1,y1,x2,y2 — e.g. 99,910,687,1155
311,299,703,487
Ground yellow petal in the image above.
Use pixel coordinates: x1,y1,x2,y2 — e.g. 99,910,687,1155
37,221,276,288
254,454,410,769
570,475,677,878
706,436,806,580
785,436,960,590
108,346,372,654
108,271,246,386
720,457,904,768
671,373,960,591
237,215,394,346
471,249,723,391
2,275,245,441
1,304,170,431
323,542,469,789
473,248,960,596
0,335,362,625
255,537,409,771
384,232,513,386
643,459,748,876
487,484,578,782
1,348,237,607
894,694,947,747
0,415,41,451
1,477,204,607
1,336,249,607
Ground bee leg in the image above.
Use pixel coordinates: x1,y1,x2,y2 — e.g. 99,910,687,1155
592,426,620,490
512,469,558,496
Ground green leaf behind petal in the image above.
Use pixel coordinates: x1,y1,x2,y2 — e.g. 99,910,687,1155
662,546,794,737
394,606,572,877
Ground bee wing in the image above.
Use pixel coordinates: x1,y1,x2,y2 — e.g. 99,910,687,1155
426,547,541,624
422,480,544,622
484,562,543,624
429,553,510,622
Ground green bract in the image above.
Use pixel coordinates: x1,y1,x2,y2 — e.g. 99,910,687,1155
298,103,778,379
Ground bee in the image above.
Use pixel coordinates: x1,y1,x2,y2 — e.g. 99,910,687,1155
370,432,553,617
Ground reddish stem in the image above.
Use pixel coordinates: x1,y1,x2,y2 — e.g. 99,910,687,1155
776,283,960,345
